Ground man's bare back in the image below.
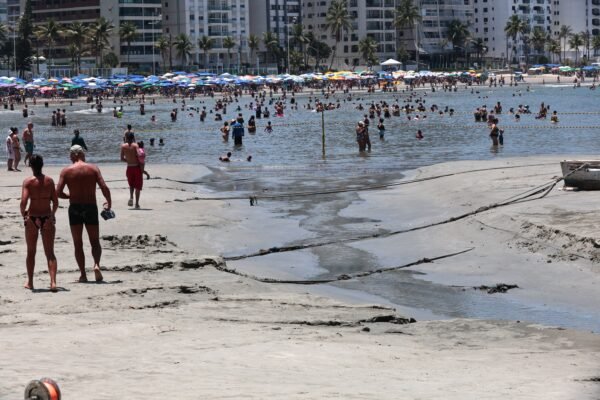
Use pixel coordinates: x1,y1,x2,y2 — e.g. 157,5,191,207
57,161,106,205
121,142,140,166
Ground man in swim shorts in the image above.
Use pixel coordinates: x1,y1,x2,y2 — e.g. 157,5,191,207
121,132,143,208
57,145,112,282
22,121,34,167
20,154,58,291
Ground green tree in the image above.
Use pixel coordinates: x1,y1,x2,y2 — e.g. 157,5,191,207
528,26,547,64
324,0,353,70
262,31,280,67
504,15,527,64
546,38,561,63
65,22,89,73
198,35,213,69
394,0,422,70
592,34,600,57
155,36,170,73
558,25,572,62
173,33,193,68
0,22,7,43
247,34,260,67
16,0,34,77
580,30,591,60
119,22,138,68
103,52,119,68
289,50,303,73
67,42,78,69
470,37,487,67
34,19,62,66
306,32,331,71
90,17,114,69
358,36,378,67
568,33,584,64
446,19,470,64
223,36,236,71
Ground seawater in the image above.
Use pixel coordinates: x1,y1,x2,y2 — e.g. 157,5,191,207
4,84,600,174
6,84,600,331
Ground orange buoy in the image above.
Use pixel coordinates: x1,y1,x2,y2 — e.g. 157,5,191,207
24,378,61,400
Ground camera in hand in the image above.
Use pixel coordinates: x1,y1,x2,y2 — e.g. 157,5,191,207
100,208,116,220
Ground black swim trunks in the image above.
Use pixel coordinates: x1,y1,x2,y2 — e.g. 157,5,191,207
68,204,99,226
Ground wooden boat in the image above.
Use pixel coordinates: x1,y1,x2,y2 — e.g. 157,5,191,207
561,160,600,190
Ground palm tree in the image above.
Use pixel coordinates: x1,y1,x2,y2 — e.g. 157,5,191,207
34,19,62,66
558,25,572,62
119,22,137,68
470,37,487,67
504,15,526,65
446,19,470,65
0,23,7,43
529,26,547,63
262,31,280,66
289,50,303,73
64,22,89,73
90,17,114,69
592,34,600,57
546,38,561,63
324,0,353,70
358,36,378,67
394,0,422,70
581,30,591,60
198,35,213,69
223,36,236,71
155,36,170,73
568,33,584,65
247,34,260,67
173,33,193,68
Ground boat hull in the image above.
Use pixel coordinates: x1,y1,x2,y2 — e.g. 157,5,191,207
561,160,600,190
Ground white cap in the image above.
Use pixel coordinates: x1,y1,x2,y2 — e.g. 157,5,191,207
70,144,84,154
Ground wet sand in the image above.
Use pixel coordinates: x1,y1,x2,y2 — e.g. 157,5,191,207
1,159,599,399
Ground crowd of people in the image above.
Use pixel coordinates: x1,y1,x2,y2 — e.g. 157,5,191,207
7,75,575,291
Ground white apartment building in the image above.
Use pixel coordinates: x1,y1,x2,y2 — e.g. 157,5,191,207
162,0,250,71
0,0,7,23
554,0,600,60
249,0,301,70
420,0,474,57
302,0,399,69
21,0,161,73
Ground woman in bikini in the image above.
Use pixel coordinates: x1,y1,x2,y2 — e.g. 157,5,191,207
20,154,59,291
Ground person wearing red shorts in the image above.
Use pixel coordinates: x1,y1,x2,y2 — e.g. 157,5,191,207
120,132,143,208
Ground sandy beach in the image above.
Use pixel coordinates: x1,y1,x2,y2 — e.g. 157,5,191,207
1,157,599,399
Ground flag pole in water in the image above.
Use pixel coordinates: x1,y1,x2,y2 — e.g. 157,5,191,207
321,109,326,159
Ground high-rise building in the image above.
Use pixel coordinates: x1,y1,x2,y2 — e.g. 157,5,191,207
162,0,250,72
553,0,600,61
420,0,474,56
302,0,399,69
0,0,8,23
249,0,301,71
23,0,161,72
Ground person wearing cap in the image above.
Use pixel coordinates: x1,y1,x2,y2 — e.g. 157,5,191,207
56,145,112,283
356,120,371,152
120,132,143,208
71,129,88,151
6,128,16,171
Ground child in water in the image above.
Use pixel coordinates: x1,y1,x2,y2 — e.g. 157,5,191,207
377,118,385,140
264,121,273,133
416,130,424,140
137,141,151,179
